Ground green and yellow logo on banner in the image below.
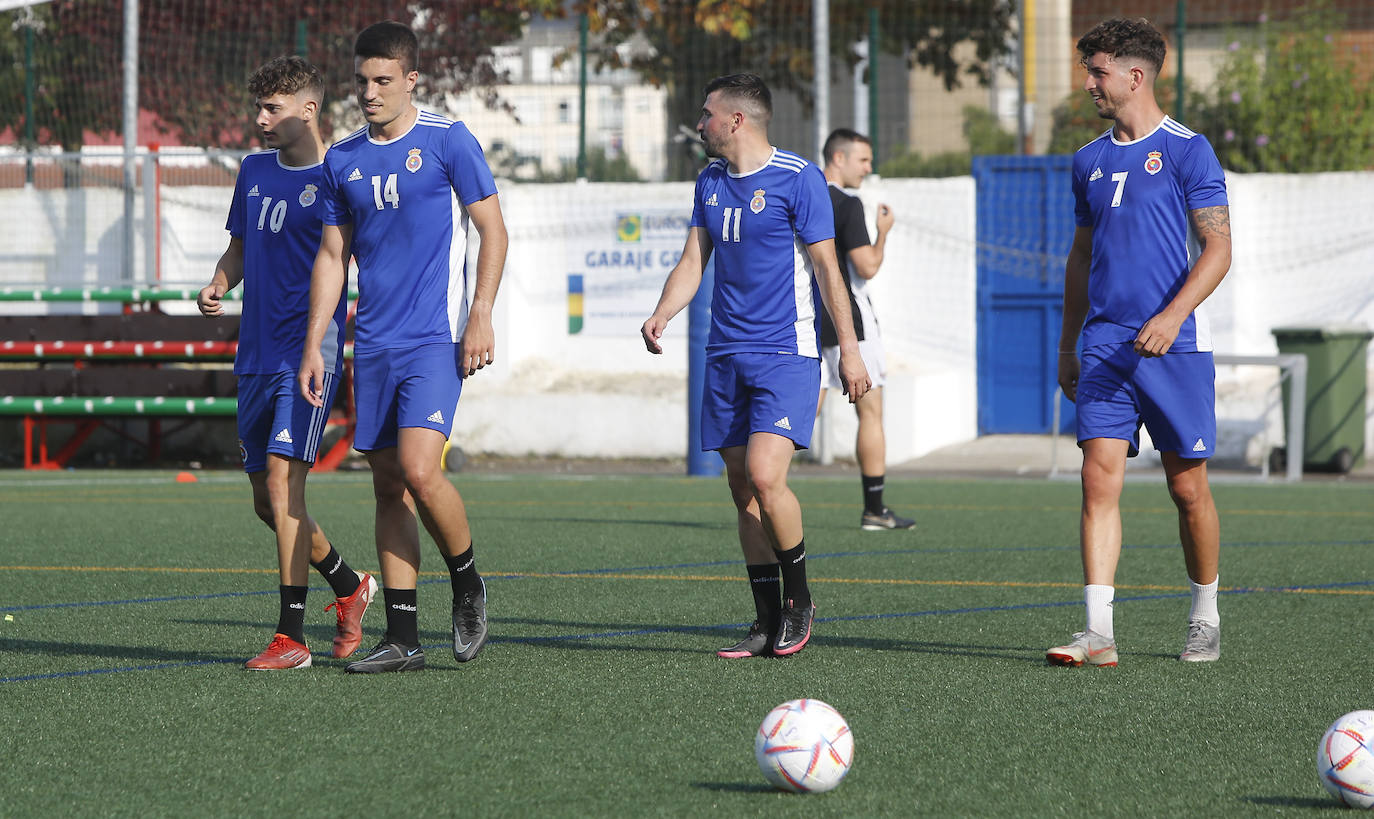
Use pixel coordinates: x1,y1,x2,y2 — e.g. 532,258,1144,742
616,214,642,243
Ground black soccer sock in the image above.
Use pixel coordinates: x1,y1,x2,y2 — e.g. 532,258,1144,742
382,587,420,647
310,543,362,599
775,541,811,608
745,563,782,626
862,474,886,515
275,585,308,644
444,543,482,597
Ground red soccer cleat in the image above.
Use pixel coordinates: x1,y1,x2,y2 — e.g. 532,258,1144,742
244,633,312,671
325,572,377,658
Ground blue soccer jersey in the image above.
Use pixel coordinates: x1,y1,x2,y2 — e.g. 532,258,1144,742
320,111,498,354
690,148,835,358
225,151,346,376
1072,116,1228,352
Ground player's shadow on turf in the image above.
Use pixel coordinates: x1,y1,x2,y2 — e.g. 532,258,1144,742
1242,796,1337,809
449,617,764,654
475,514,732,531
173,617,349,646
819,634,1045,662
691,782,775,794
1,636,241,664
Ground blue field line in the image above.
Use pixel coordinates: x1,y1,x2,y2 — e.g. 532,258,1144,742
4,538,1373,615
5,580,1371,684
0,660,232,683
1,588,278,613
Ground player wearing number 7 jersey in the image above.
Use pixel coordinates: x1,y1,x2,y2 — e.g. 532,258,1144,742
300,20,509,673
199,56,375,671
1047,17,1231,669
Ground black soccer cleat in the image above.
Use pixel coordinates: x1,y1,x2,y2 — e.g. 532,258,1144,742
344,639,426,673
861,508,917,531
716,620,775,658
772,600,816,656
452,576,489,663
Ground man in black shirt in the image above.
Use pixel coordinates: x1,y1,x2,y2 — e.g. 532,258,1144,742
817,128,915,531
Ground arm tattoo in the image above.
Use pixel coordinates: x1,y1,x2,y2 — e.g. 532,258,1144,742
1190,205,1231,244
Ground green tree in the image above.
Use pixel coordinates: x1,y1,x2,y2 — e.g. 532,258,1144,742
489,145,644,182
0,1,559,151
572,0,1015,180
1047,79,1202,155
878,105,1014,177
1195,7,1374,172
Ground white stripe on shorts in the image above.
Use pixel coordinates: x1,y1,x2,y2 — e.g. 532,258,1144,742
303,371,333,463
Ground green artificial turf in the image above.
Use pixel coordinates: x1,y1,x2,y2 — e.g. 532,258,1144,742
0,470,1369,816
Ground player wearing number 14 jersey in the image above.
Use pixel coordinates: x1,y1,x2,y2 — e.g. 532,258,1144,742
1048,18,1231,669
300,20,509,673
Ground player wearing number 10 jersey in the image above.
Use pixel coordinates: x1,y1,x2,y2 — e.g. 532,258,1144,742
300,20,510,673
199,56,373,672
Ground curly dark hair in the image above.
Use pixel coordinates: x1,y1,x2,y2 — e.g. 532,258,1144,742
248,56,324,102
1076,18,1166,75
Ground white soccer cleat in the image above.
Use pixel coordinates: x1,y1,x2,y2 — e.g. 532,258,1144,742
1046,630,1118,667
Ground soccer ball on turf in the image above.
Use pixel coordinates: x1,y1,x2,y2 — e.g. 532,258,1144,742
1317,709,1374,808
754,698,853,793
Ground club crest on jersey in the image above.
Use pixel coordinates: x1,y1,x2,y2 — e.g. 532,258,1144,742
406,148,423,173
749,188,766,214
1144,151,1163,175
298,183,318,207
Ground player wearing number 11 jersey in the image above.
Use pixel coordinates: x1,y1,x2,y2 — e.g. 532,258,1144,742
300,20,509,673
642,74,870,660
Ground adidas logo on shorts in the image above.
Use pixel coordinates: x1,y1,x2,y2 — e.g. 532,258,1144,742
1193,438,1207,452
275,427,293,444
774,416,792,431
427,410,445,425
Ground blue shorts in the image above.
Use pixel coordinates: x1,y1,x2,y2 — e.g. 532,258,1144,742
237,370,338,472
702,352,820,451
1075,345,1215,458
353,342,463,452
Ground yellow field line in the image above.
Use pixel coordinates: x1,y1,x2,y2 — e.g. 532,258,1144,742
2,565,1369,596
5,493,1372,520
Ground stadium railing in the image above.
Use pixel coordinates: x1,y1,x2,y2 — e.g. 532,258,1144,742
0,287,356,470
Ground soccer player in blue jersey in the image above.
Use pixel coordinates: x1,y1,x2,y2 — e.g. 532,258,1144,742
641,74,871,658
198,56,375,671
1047,18,1231,668
299,21,509,673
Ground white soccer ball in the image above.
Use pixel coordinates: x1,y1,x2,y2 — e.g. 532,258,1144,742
754,698,854,793
1318,709,1374,808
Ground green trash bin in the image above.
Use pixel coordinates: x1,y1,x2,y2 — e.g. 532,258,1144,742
1271,325,1373,473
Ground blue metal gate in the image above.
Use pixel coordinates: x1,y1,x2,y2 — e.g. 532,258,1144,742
973,155,1077,434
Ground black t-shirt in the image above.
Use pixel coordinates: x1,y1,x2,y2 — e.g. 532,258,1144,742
820,185,873,347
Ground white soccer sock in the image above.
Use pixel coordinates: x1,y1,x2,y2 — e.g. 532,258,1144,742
1084,584,1115,641
1188,577,1220,627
